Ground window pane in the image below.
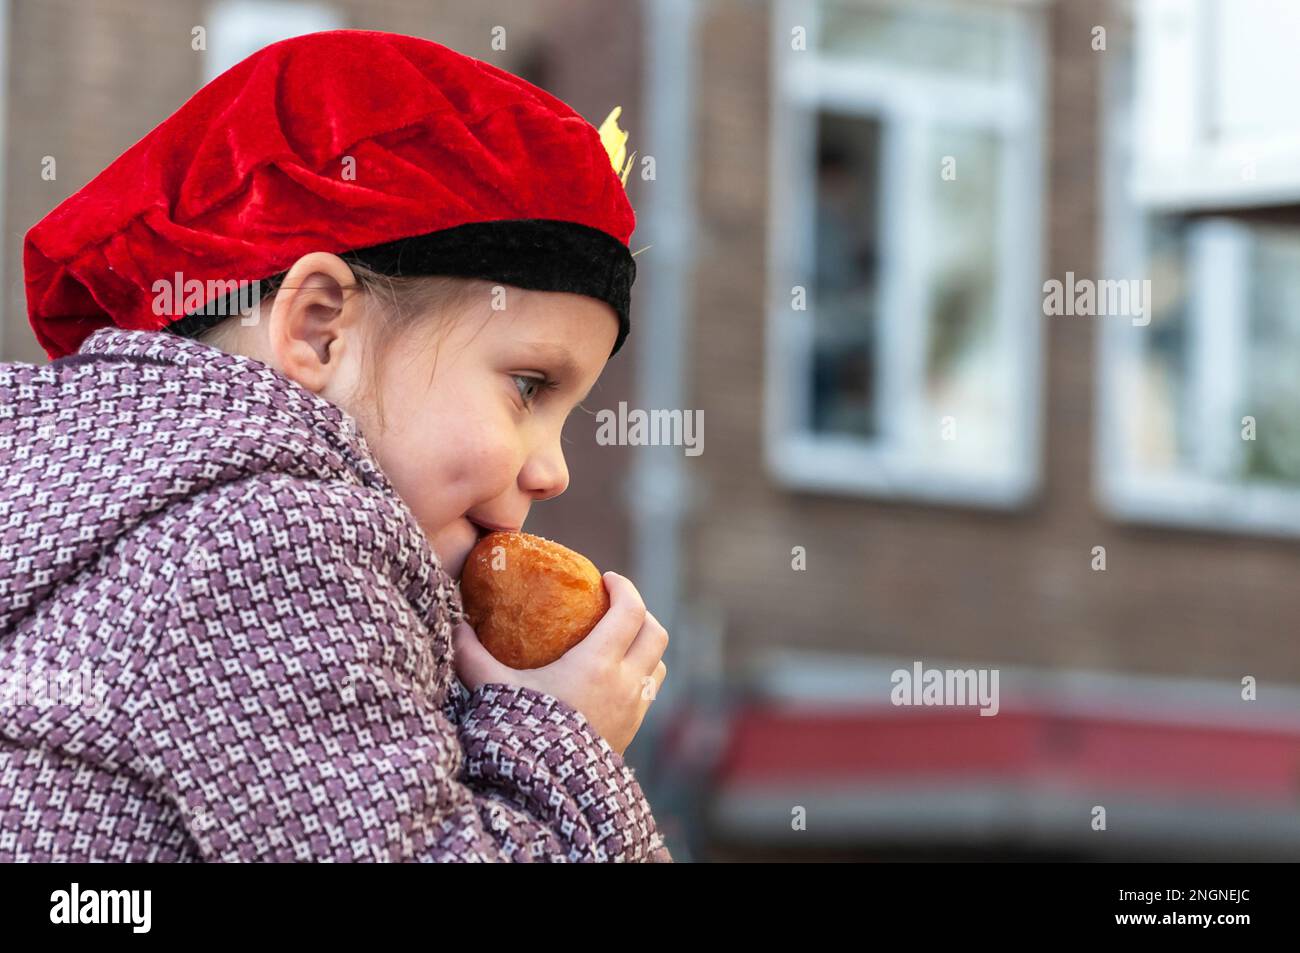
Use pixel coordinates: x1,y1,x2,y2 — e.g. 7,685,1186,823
1124,216,1195,475
1244,226,1300,484
810,111,881,437
917,125,1004,465
1213,0,1300,141
817,0,1007,82
1122,217,1300,487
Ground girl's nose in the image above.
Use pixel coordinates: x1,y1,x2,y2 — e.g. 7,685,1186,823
521,440,569,502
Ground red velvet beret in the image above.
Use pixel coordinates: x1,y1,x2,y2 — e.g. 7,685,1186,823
24,29,638,361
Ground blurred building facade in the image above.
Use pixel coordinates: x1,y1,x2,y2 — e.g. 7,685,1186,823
4,0,1300,862
676,0,1300,861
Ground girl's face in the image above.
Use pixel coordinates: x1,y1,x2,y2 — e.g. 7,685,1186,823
251,254,618,581
361,286,617,580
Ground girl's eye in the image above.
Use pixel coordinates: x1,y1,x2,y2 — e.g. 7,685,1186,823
512,374,553,407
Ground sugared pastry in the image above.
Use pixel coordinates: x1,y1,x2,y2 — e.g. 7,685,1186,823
460,531,609,669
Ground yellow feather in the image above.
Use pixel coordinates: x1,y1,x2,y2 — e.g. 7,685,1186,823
598,106,635,187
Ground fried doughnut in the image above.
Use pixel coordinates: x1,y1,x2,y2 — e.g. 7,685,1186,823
459,531,610,669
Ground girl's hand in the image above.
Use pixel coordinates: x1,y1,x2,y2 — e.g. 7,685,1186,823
452,571,668,756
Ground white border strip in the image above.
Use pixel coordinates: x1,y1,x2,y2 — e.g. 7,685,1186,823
737,647,1300,731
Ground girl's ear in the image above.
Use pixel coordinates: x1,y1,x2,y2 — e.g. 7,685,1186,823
265,253,362,395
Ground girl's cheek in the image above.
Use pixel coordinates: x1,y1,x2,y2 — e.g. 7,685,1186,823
457,412,525,482
387,397,521,513
460,443,519,499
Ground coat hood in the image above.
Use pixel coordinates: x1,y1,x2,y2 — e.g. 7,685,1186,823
0,326,453,639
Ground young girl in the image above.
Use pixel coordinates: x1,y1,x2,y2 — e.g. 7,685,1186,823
0,29,672,862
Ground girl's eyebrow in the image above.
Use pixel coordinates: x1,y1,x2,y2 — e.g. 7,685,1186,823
519,340,594,400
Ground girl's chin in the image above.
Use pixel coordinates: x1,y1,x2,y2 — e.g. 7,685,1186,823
432,540,471,580
429,520,479,580
437,550,464,580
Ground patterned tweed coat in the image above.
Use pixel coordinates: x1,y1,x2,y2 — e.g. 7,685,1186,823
0,327,671,862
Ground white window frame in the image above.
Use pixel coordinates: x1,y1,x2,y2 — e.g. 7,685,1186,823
203,0,344,82
765,0,1048,508
1097,7,1300,538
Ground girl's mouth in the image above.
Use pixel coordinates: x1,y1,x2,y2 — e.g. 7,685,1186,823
467,517,520,540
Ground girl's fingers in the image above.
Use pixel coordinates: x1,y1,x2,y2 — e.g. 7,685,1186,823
578,572,646,659
451,621,515,691
637,660,668,708
625,609,669,674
